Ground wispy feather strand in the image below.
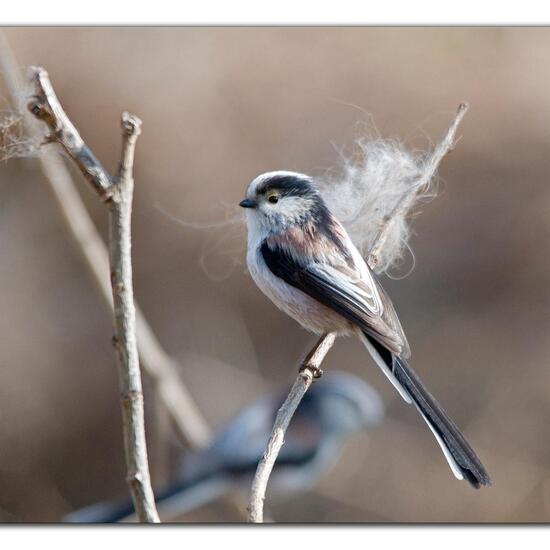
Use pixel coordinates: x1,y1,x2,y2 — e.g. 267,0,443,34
318,136,438,274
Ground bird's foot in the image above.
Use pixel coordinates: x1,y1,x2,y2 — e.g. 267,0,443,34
299,364,324,380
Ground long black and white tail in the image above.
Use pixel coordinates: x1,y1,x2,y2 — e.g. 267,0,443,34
360,332,491,488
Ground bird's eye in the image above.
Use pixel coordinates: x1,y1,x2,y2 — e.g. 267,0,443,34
267,192,280,204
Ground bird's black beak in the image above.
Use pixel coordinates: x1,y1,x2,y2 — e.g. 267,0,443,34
239,198,256,209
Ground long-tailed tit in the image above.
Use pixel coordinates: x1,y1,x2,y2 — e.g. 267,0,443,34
64,373,383,523
240,171,491,488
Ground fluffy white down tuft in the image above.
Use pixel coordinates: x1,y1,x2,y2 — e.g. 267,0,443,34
318,137,438,275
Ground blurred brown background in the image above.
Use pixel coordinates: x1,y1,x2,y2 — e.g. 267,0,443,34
0,27,549,523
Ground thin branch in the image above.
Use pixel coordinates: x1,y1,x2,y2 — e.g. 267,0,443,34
0,32,212,451
367,102,469,270
28,69,113,199
247,332,336,523
109,112,160,523
27,65,159,522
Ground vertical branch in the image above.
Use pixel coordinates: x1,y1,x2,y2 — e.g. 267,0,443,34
26,66,159,523
108,113,158,522
367,102,469,270
247,332,336,523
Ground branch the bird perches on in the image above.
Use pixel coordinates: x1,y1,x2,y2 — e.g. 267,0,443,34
247,102,469,523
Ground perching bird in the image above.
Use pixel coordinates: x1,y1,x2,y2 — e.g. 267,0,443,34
240,170,491,488
64,372,384,523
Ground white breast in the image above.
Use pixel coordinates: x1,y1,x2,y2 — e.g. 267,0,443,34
246,243,353,336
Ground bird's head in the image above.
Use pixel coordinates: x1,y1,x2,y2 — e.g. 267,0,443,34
240,171,327,235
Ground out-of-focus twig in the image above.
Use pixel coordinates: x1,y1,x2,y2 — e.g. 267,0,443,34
367,102,469,271
247,332,336,523
25,65,159,522
0,32,212,452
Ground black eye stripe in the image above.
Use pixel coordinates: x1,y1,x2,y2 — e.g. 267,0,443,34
256,175,315,199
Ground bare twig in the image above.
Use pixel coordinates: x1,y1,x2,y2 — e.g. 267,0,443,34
28,71,113,199
367,102,469,270
0,33,211,451
247,332,336,523
110,112,160,523
26,65,160,522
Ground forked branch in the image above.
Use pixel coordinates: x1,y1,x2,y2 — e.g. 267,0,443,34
0,33,212,449
27,66,159,523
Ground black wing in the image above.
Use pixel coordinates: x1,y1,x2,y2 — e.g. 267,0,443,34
261,240,408,356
